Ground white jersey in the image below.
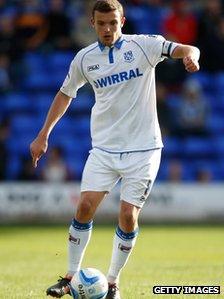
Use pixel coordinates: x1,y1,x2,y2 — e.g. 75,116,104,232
60,34,178,153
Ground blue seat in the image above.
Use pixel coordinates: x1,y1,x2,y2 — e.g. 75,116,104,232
50,135,77,156
7,134,33,156
6,154,22,180
206,93,224,112
215,72,224,95
65,156,85,180
191,72,215,94
214,138,224,157
181,160,195,181
195,160,224,181
33,93,54,113
23,71,51,90
183,138,213,157
72,117,90,137
51,117,74,135
51,70,68,89
22,68,65,91
23,52,46,72
4,92,34,114
157,158,169,181
47,52,74,72
126,6,151,33
157,159,195,182
207,115,224,134
10,115,42,135
163,137,181,157
71,91,94,113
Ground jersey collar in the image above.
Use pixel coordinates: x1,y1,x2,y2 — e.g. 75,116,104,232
98,35,124,51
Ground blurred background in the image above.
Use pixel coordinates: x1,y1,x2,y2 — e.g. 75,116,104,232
0,0,224,224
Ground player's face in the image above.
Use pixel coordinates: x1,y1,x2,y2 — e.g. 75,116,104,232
92,10,125,47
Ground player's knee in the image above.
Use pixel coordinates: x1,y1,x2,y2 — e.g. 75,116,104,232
76,196,94,221
120,209,138,231
79,200,92,213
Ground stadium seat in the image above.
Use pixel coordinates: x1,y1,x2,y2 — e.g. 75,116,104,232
51,117,74,135
126,6,151,33
23,52,46,72
214,138,224,157
194,160,224,181
70,91,94,114
33,93,54,113
64,156,85,180
163,137,181,157
183,137,214,157
22,71,51,91
71,117,90,137
22,68,66,91
7,134,33,156
191,72,215,94
156,158,169,181
46,52,74,72
157,159,195,181
6,154,22,180
4,92,34,114
214,72,224,95
10,115,42,135
181,160,195,181
206,114,224,134
50,135,77,156
22,52,75,91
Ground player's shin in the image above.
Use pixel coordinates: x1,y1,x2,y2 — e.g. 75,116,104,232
107,226,139,284
67,218,93,277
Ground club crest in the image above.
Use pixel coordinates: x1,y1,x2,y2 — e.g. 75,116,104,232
123,50,135,63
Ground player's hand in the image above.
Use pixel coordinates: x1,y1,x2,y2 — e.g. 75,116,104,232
30,134,48,168
183,56,200,73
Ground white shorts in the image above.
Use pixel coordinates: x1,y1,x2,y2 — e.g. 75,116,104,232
81,148,161,208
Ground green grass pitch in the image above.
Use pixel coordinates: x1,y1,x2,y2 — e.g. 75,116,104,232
0,225,223,299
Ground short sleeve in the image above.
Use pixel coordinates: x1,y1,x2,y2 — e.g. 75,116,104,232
134,35,179,67
60,52,87,98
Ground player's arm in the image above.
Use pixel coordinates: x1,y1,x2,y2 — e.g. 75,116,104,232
30,91,72,168
171,44,200,73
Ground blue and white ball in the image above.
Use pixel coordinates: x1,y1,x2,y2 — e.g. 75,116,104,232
70,268,108,299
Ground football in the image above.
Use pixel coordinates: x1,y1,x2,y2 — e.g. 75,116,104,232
70,268,108,299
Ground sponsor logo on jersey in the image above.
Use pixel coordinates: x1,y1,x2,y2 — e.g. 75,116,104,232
93,68,143,89
123,50,134,63
87,64,100,72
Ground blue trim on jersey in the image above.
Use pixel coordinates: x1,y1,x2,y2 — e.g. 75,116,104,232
167,42,173,57
80,45,99,82
98,40,105,51
93,146,162,154
98,35,124,51
114,36,124,49
71,219,93,231
116,226,139,241
109,47,114,64
132,40,153,67
162,41,173,58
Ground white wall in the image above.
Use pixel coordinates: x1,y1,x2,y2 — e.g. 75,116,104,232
0,183,224,223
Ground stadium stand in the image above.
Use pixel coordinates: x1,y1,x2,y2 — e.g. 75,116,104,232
0,0,223,182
